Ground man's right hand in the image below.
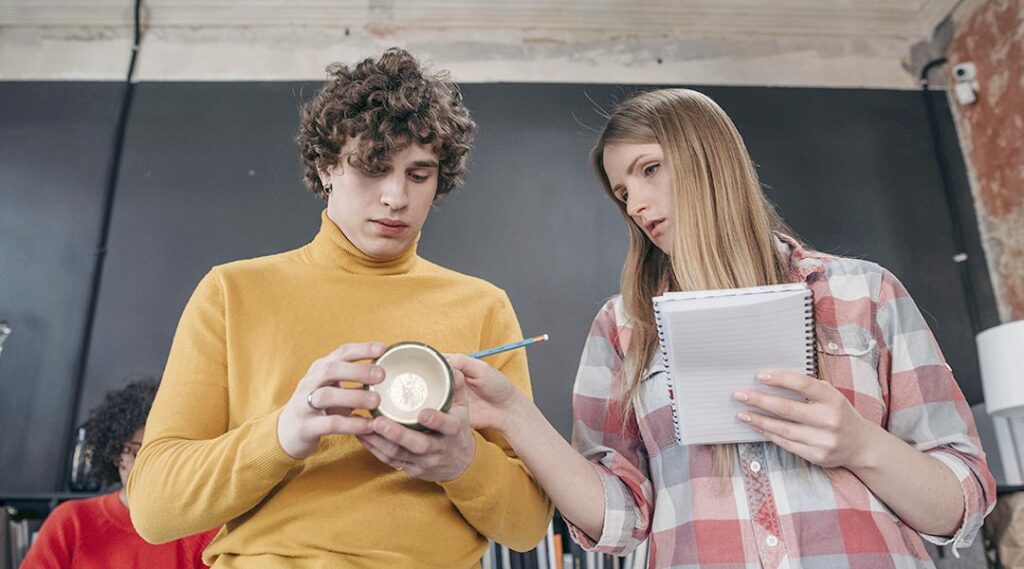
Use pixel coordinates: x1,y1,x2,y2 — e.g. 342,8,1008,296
277,342,387,459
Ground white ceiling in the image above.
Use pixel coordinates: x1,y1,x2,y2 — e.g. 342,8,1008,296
0,0,963,86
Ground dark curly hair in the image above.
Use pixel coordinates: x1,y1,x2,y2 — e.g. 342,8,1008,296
296,47,476,201
83,378,158,486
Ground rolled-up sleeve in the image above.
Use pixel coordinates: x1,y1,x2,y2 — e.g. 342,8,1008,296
565,300,654,555
874,269,997,556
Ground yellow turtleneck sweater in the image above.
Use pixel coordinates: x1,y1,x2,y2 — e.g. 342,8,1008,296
126,211,553,568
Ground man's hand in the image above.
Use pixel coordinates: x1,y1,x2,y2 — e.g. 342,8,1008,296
357,366,477,482
277,342,387,460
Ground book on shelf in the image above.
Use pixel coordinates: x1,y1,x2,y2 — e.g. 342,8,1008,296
481,516,648,569
2,505,41,569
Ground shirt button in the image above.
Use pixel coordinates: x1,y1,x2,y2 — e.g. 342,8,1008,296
827,341,839,351
766,535,779,547
749,461,762,473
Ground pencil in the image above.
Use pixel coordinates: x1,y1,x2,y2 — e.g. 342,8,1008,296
468,334,549,359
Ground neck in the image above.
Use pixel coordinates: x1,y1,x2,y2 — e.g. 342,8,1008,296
306,209,419,275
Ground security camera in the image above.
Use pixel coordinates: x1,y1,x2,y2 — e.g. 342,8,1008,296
953,62,977,82
952,62,979,106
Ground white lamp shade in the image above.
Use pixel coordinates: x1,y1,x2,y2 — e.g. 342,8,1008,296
978,320,1024,417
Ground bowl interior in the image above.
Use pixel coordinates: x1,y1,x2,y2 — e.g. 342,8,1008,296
373,344,452,424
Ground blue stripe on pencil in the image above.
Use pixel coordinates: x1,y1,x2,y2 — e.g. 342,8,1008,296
468,334,549,359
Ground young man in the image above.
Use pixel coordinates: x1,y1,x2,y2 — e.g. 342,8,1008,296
127,48,553,568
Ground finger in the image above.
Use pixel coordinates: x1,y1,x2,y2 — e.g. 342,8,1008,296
418,408,462,436
304,414,373,437
320,361,386,386
757,371,829,401
308,386,380,412
734,390,815,425
357,435,411,470
372,417,435,455
449,368,469,408
738,410,817,446
330,342,388,363
445,353,495,380
357,433,414,463
757,428,820,463
451,366,466,392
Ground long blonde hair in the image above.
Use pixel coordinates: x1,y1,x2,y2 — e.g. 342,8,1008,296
592,89,792,474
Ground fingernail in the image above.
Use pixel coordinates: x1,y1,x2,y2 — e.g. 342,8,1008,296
733,391,748,402
373,367,385,381
737,412,752,423
756,373,771,383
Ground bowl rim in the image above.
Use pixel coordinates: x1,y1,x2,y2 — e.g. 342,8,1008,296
367,341,455,429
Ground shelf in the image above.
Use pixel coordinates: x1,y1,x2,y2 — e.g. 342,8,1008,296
0,492,101,501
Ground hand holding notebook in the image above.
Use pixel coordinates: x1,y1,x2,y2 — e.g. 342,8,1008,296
653,283,816,446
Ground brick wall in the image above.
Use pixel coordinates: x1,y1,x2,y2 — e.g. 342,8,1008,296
949,0,1024,322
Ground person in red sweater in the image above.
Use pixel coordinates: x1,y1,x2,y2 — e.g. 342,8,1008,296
21,379,217,568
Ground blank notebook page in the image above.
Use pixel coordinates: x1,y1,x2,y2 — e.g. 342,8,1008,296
653,283,815,446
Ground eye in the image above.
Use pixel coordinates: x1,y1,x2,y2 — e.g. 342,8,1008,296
408,171,431,183
619,190,629,203
643,163,660,177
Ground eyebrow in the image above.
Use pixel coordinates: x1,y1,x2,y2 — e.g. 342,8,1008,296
409,160,439,169
625,155,646,176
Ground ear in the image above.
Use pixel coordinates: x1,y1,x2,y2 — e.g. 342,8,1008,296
317,163,333,188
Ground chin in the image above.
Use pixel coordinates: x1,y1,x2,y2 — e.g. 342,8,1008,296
367,242,409,260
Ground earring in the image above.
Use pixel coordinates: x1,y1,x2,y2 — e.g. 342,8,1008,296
323,183,332,194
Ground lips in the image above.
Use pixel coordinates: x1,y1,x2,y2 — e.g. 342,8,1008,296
644,218,666,235
371,218,409,237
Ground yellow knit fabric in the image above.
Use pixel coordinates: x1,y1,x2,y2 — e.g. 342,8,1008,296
126,210,553,568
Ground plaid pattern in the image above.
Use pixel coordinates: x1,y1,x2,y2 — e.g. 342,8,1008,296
566,235,996,568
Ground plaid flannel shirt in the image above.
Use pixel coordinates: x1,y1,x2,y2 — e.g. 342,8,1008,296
566,235,996,568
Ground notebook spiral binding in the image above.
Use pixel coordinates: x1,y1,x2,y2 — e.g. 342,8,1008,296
652,301,682,433
802,289,819,379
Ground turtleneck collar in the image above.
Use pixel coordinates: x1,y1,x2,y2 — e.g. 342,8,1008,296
305,209,419,275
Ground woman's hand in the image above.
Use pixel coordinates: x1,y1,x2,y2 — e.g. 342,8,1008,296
734,370,880,469
446,353,524,435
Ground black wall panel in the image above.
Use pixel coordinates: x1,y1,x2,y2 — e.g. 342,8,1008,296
0,81,998,491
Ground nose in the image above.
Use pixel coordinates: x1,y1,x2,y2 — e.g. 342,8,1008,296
625,188,648,218
380,173,409,211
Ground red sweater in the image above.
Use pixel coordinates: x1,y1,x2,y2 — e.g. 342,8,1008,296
20,492,216,569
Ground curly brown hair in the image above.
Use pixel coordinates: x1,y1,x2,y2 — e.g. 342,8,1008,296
83,377,158,486
297,48,476,201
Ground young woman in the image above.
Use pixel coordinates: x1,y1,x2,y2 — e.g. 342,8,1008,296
448,89,995,568
22,379,217,568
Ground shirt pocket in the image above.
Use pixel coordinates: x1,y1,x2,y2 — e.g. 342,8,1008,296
635,356,681,455
816,324,885,421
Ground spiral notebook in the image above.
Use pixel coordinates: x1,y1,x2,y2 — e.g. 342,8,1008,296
653,283,816,446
